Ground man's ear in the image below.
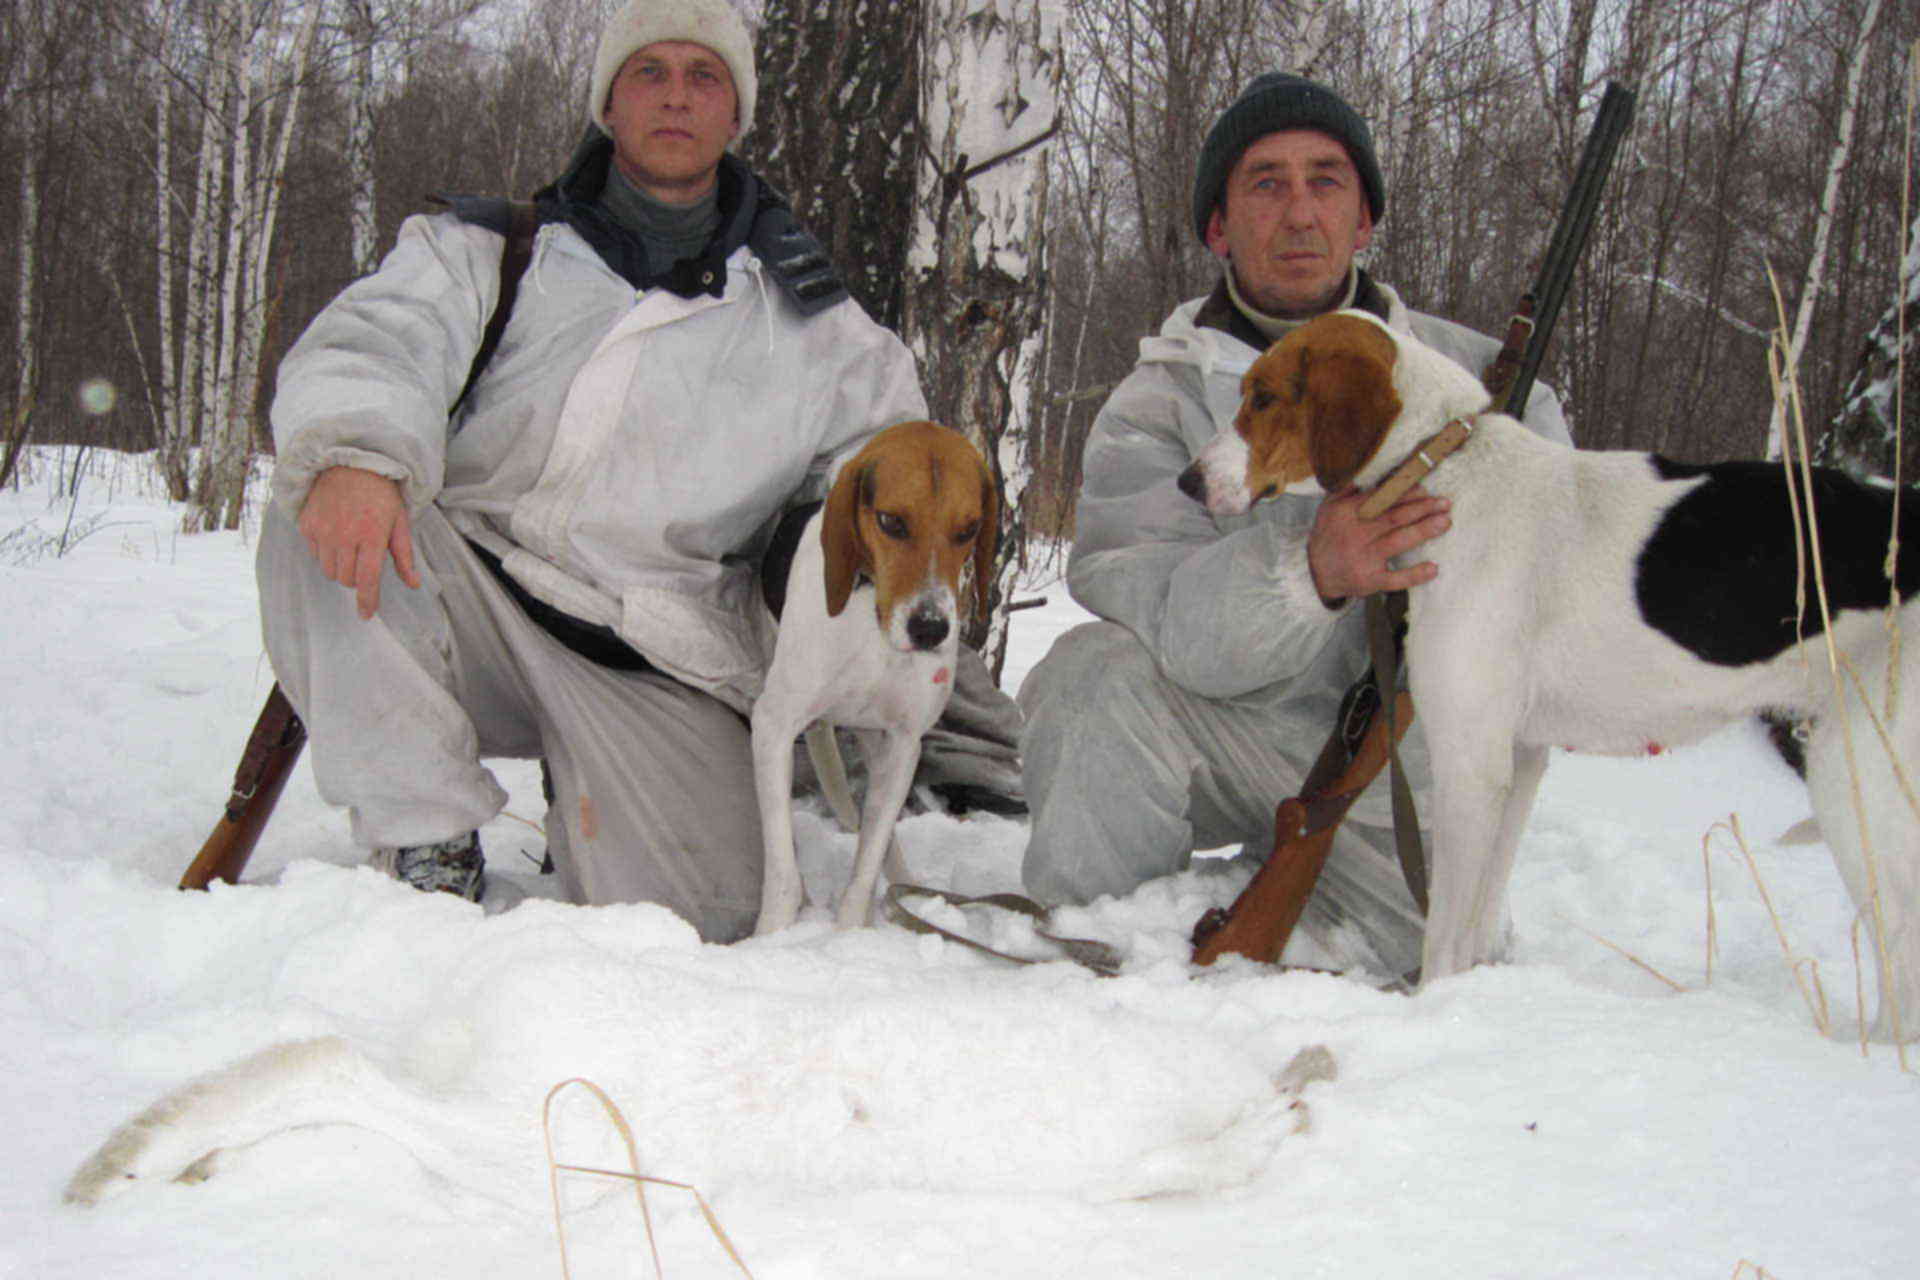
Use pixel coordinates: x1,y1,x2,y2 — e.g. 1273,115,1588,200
1204,205,1231,260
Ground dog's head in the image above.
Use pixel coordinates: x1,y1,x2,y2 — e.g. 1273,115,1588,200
822,420,998,652
1178,310,1487,518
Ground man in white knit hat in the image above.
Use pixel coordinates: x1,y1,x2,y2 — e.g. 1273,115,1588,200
255,0,1019,939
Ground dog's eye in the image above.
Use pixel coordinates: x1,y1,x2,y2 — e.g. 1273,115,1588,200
1249,389,1275,413
875,511,909,540
951,520,980,545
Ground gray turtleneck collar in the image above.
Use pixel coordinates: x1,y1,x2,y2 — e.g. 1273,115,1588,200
1226,262,1361,342
597,163,722,280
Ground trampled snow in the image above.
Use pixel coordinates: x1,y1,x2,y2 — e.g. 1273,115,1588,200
3,449,1916,1279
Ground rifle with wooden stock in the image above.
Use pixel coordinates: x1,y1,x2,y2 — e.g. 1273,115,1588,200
1190,81,1636,968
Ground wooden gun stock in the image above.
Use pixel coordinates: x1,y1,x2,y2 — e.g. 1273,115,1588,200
1192,692,1413,966
178,684,306,891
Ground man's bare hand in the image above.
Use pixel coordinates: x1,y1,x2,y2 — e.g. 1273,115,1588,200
296,466,421,619
1307,485,1450,606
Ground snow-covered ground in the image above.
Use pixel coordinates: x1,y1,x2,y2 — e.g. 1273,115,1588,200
3,447,1916,1279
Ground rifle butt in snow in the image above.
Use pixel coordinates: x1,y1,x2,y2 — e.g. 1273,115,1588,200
179,684,306,890
1191,692,1413,966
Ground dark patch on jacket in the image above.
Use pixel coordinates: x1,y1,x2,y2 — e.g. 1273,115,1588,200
1636,456,1920,667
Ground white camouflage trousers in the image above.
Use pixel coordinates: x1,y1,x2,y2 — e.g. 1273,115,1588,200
258,504,764,941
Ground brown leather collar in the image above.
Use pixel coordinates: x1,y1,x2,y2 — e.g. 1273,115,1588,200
1357,417,1475,519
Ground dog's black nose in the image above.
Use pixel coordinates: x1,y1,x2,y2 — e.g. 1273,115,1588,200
1177,463,1205,502
907,609,950,651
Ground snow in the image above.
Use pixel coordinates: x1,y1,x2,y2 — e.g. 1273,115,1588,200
5,446,1919,1279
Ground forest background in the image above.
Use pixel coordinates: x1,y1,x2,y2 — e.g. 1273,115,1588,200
3,0,1918,675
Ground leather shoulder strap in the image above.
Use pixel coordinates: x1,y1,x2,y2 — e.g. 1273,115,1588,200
450,198,540,418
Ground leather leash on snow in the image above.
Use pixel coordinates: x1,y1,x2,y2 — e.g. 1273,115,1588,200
883,884,1125,977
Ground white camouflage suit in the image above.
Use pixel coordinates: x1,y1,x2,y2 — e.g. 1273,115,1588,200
1019,275,1570,978
259,147,933,942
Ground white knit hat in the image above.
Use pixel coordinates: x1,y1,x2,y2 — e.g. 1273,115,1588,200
589,0,757,141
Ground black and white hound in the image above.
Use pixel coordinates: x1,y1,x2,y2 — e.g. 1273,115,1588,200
1181,310,1920,1040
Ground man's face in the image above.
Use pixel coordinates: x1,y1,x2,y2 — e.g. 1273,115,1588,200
1205,129,1374,319
603,41,738,204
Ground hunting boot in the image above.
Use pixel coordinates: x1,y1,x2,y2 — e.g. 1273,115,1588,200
369,832,486,902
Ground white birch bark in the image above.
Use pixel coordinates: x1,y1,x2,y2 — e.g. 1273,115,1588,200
906,0,1063,673
223,0,325,527
345,0,380,275
193,0,265,529
1767,0,1885,459
12,117,38,444
152,2,188,500
182,3,235,474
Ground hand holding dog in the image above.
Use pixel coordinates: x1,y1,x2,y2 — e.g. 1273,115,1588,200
1307,485,1450,606
297,466,422,620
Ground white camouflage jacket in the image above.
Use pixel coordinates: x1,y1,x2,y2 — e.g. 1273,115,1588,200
1067,275,1571,822
269,147,926,711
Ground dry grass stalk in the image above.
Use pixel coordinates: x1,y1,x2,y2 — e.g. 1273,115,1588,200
543,1077,757,1280
1702,830,1720,987
1766,270,1909,1065
1556,913,1686,992
1730,1262,1782,1279
1706,816,1832,1036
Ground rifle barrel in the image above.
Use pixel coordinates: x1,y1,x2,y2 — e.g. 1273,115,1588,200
1509,80,1637,420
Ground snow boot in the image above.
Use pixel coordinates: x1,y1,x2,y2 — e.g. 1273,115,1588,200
370,832,486,903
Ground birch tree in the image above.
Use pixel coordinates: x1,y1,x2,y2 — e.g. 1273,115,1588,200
1766,0,1885,459
1821,210,1919,481
195,0,327,530
149,0,329,530
904,0,1063,676
747,0,921,329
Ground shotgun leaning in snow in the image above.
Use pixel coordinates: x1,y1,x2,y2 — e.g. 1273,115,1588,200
1190,81,1637,969
179,200,540,892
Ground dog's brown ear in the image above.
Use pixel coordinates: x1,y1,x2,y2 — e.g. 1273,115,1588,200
971,455,1000,621
822,459,873,617
1303,323,1402,491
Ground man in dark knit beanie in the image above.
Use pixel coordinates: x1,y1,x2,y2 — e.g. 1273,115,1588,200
1015,73,1573,981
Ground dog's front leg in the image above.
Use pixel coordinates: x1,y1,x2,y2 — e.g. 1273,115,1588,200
836,727,922,929
750,699,809,936
1419,699,1542,982
1470,742,1549,964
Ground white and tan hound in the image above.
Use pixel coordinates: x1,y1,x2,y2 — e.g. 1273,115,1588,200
1181,310,1920,1040
752,420,997,935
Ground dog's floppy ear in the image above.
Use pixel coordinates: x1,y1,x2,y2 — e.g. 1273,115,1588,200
971,455,1000,621
822,458,874,617
1301,318,1402,491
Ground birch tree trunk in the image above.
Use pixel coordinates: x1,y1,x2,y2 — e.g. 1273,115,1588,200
1767,0,1885,459
152,6,189,501
1821,212,1918,480
192,0,262,529
344,0,381,275
747,0,921,330
904,0,1062,677
186,0,324,530
6,110,40,491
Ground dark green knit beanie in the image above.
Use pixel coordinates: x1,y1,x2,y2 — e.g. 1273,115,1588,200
1191,72,1386,243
